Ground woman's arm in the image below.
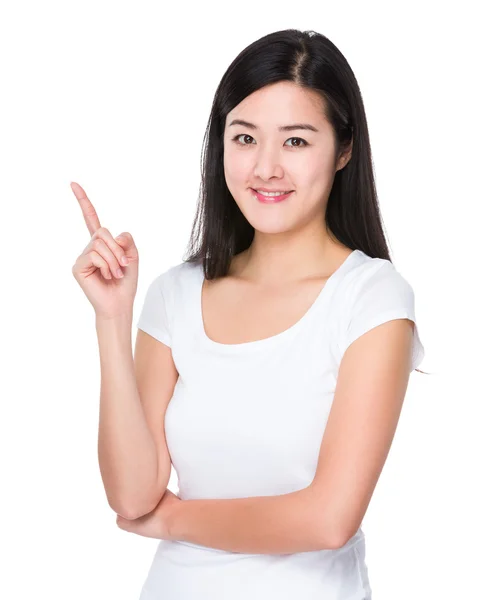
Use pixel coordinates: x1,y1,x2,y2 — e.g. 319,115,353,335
96,313,162,519
165,485,339,554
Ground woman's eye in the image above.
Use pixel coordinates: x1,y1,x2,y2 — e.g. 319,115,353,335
233,134,254,145
232,134,308,147
285,137,308,147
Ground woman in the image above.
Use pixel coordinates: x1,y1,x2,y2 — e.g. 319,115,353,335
72,28,426,600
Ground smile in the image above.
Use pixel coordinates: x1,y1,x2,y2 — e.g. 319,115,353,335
251,189,294,203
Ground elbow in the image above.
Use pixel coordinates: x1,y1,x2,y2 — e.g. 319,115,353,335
111,487,167,521
328,522,361,550
109,473,170,521
311,508,353,550
114,497,158,521
120,492,166,520
315,527,347,551
109,496,142,520
115,503,146,521
329,529,352,550
314,525,350,550
110,468,171,520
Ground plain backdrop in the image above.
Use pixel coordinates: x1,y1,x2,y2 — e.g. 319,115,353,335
1,1,480,598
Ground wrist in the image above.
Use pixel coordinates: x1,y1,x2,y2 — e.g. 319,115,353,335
95,311,133,329
95,312,133,352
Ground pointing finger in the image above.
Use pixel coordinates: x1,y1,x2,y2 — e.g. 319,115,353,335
71,181,101,237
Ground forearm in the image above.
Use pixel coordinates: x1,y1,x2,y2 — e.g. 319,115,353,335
167,486,338,554
96,313,159,519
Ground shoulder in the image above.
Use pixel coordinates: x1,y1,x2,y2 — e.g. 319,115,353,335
330,252,419,347
167,260,202,294
148,259,201,291
339,253,414,306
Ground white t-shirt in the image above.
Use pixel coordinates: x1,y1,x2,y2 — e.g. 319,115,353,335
135,248,425,600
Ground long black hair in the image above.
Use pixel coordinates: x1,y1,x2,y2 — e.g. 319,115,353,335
183,28,390,276
183,28,428,374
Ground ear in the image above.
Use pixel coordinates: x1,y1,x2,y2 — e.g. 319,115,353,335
336,138,353,171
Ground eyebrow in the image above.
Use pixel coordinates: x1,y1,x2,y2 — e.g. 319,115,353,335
228,119,319,133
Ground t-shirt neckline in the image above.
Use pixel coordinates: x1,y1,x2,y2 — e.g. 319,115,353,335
195,249,362,352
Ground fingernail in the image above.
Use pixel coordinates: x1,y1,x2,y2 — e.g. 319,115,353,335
116,269,124,278
121,256,129,266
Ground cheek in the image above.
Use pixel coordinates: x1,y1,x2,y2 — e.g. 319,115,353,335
224,148,251,183
299,152,331,179
291,156,332,191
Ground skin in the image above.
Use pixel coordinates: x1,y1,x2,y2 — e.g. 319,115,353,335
70,181,182,532
107,82,359,540
223,80,353,284
116,488,180,535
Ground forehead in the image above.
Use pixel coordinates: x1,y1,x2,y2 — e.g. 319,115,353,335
226,81,326,128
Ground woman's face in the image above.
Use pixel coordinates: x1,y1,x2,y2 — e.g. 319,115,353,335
223,81,350,234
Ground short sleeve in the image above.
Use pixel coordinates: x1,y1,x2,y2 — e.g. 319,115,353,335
340,261,425,371
136,270,172,347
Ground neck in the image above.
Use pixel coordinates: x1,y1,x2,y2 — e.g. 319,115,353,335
231,222,351,286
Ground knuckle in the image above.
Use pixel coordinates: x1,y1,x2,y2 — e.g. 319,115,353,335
100,228,121,252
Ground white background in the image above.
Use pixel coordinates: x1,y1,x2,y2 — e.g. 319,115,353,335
1,1,480,598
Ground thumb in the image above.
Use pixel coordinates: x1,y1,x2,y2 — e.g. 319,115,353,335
115,232,138,261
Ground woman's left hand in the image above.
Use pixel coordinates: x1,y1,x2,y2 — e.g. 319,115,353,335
116,489,182,540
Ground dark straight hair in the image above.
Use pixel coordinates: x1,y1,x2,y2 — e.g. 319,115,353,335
182,28,428,374
183,28,390,276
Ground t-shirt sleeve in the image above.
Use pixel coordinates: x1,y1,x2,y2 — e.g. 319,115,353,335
340,261,425,371
136,269,172,347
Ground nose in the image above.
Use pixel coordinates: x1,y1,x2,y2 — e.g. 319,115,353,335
253,145,285,181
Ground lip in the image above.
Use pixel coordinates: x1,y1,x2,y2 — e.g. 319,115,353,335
252,187,294,193
250,188,294,203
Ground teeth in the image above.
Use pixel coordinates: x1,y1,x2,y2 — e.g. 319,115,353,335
255,190,291,197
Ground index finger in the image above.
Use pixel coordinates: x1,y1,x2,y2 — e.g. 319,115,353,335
71,181,101,237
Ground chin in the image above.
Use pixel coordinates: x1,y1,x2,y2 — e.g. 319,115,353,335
244,213,295,234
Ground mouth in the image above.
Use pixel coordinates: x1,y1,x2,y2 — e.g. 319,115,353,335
250,188,294,203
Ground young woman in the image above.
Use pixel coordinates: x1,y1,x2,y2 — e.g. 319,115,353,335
72,28,426,600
